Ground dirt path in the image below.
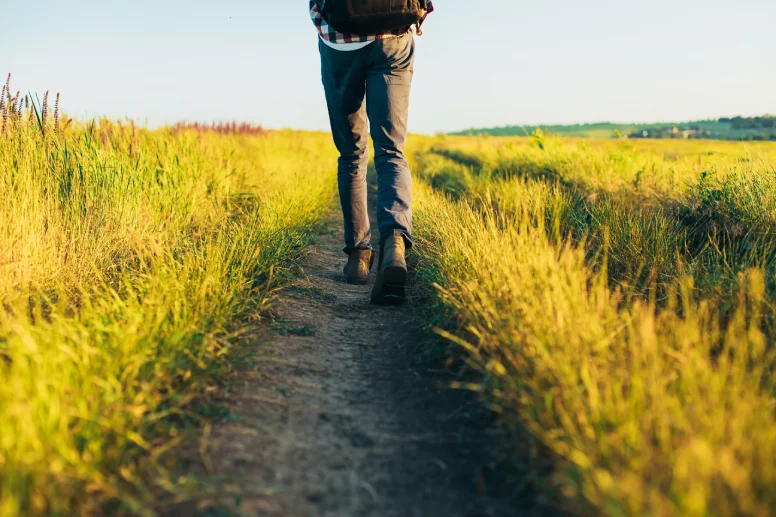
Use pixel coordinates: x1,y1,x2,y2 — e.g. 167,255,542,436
171,189,529,517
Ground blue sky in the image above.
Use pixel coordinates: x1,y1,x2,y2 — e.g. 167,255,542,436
2,0,774,134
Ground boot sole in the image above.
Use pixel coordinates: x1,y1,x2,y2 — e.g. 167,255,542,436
371,283,406,306
345,277,369,286
383,265,407,286
371,266,407,306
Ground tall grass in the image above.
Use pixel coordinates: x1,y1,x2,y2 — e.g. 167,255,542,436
410,135,776,516
0,92,337,516
419,135,776,306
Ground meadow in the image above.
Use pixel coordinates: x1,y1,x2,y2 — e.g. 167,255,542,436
0,82,337,515
409,133,776,516
2,76,776,516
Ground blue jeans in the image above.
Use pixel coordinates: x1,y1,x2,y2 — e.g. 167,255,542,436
319,33,415,253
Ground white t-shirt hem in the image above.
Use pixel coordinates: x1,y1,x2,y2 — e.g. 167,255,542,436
319,36,374,51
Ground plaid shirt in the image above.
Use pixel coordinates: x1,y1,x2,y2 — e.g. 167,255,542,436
310,0,434,44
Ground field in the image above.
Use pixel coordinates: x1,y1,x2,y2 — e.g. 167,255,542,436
0,103,337,515
1,90,776,516
409,134,776,516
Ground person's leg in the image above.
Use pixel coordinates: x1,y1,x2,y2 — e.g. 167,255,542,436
365,33,415,305
365,33,415,251
319,39,371,253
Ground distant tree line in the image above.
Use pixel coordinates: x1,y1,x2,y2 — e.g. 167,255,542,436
453,115,776,141
629,129,776,141
718,115,776,129
733,133,776,141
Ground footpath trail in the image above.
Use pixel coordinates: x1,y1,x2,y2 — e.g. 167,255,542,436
175,187,527,517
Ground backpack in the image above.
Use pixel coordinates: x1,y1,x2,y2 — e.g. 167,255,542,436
321,0,428,35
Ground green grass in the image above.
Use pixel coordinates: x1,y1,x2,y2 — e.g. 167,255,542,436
418,135,776,302
408,134,776,516
0,115,337,515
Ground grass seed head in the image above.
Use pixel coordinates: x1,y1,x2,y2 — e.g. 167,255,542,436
42,91,49,120
171,121,267,137
54,92,60,132
0,83,6,128
42,90,49,136
0,80,8,134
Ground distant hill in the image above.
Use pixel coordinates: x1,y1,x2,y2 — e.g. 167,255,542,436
450,116,776,141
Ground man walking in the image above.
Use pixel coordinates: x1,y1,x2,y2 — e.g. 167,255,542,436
311,0,433,306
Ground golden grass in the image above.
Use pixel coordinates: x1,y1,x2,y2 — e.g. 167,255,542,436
4,99,775,516
410,134,776,516
0,119,336,515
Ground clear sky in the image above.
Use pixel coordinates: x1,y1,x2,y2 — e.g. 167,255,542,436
2,0,774,134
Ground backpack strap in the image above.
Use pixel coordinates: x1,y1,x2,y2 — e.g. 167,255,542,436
416,2,429,36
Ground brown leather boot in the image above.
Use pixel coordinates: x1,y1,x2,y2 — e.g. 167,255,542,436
371,230,408,305
343,249,376,285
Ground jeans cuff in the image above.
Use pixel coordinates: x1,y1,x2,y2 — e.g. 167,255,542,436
343,244,373,255
380,230,413,251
